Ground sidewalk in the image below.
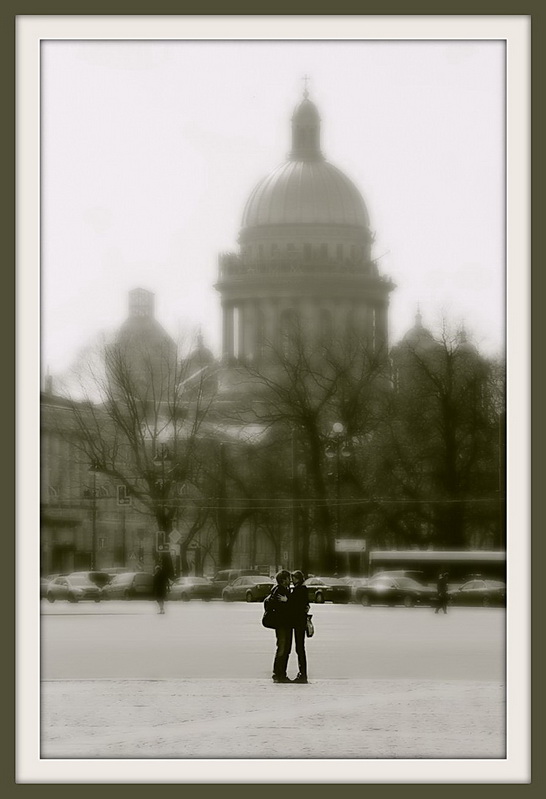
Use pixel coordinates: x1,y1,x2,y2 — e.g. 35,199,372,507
41,678,505,759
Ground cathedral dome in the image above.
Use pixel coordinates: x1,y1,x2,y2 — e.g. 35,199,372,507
240,90,370,232
241,160,370,229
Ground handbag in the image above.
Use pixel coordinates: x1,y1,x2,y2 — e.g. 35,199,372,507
306,614,314,638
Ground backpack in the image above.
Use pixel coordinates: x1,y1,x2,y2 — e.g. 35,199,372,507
262,590,279,629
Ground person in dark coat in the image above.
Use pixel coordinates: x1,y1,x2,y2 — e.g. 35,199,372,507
268,570,292,683
289,570,310,683
435,571,449,614
153,563,170,614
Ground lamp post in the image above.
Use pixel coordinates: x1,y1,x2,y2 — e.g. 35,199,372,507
153,443,172,535
325,422,352,569
88,459,101,569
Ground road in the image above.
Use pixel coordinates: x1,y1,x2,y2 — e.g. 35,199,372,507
41,600,505,681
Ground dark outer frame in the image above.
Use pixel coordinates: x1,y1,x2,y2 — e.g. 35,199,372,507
3,2,541,796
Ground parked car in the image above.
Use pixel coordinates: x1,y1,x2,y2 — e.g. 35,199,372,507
448,579,506,607
101,572,154,600
304,577,351,604
45,574,102,603
169,576,215,602
369,570,428,586
344,577,370,602
211,569,268,598
355,575,436,607
67,570,113,589
222,575,275,602
41,574,60,598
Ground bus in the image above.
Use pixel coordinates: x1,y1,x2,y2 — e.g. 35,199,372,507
367,550,506,585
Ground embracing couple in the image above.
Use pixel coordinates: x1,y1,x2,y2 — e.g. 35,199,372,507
267,569,310,684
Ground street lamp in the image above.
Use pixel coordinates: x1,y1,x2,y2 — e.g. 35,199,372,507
153,443,174,568
153,443,171,487
88,459,102,569
325,422,352,554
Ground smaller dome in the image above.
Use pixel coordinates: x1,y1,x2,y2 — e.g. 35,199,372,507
189,332,216,366
401,311,436,350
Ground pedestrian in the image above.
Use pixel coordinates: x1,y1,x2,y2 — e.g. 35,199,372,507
435,571,449,614
289,570,310,683
153,563,169,614
269,569,293,683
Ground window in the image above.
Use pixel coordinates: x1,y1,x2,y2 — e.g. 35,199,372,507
319,243,328,259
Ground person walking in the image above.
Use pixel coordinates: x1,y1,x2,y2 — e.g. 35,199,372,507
152,563,170,614
435,571,449,614
269,570,293,683
289,570,310,683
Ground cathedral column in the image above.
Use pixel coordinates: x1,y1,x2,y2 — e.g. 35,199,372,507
376,304,389,354
263,299,278,354
242,300,257,362
223,303,235,360
366,305,375,351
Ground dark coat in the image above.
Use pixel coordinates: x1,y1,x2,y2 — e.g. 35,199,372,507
153,568,170,600
266,583,292,627
289,584,310,629
437,574,449,596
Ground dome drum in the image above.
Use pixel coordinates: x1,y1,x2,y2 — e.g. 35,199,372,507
218,249,379,282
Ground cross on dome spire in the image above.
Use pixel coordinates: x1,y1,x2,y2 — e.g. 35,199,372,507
303,73,311,99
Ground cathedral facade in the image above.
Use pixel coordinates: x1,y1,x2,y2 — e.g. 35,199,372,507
216,90,394,370
41,90,502,578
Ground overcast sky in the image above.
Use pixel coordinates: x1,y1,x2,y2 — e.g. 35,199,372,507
42,39,505,375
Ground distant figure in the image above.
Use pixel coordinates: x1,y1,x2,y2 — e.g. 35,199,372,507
153,564,170,614
269,570,292,683
435,571,449,614
289,570,310,683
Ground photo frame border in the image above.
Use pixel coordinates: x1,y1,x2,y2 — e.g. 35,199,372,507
13,12,532,786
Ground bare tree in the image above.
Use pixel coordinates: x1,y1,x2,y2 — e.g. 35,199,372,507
386,325,504,548
234,320,390,572
60,333,217,568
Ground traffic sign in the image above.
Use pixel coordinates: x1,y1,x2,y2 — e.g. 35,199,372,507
168,529,181,544
129,552,137,561
117,485,131,506
335,538,366,552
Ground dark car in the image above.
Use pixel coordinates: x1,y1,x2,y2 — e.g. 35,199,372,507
211,569,268,598
304,577,351,604
169,576,215,602
101,572,154,600
67,570,113,589
340,576,370,602
45,575,102,603
222,575,276,602
449,579,506,607
355,575,436,607
369,570,428,586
